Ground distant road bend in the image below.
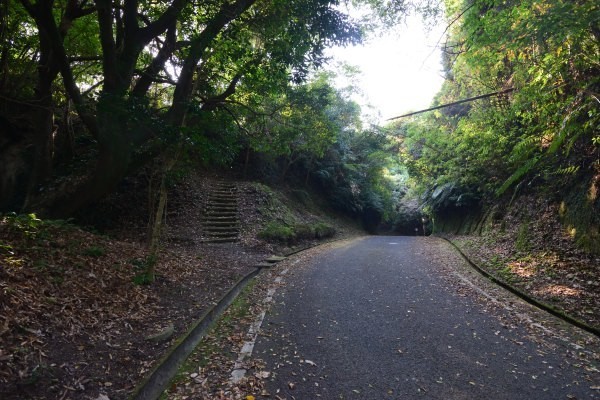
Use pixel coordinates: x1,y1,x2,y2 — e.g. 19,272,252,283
251,236,600,399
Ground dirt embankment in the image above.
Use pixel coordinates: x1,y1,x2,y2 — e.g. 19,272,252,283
439,195,599,331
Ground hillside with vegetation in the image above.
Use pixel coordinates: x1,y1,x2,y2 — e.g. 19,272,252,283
395,0,599,247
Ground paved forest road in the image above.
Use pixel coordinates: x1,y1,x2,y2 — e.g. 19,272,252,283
252,236,600,399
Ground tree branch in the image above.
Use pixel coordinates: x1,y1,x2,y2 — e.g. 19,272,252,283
200,73,242,111
169,0,257,126
131,23,176,96
94,0,118,90
20,0,99,136
138,0,187,44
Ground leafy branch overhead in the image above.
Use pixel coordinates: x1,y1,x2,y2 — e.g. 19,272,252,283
1,0,364,216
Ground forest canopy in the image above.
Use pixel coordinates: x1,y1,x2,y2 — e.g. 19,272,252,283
1,0,417,217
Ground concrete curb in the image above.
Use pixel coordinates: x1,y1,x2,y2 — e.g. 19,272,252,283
130,267,261,400
440,236,600,338
129,236,354,399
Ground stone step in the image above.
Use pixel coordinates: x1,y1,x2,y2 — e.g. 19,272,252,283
207,197,237,205
202,237,239,244
207,204,237,209
205,210,237,215
203,217,240,225
205,208,237,213
201,182,239,244
208,196,237,201
205,226,241,232
203,220,239,225
203,214,240,223
204,231,239,237
212,188,236,193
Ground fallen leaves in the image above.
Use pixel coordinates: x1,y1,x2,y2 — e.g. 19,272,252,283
449,195,600,329
254,371,271,379
0,177,270,399
0,173,363,400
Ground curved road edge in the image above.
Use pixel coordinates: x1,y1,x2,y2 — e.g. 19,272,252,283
128,236,352,400
440,235,600,338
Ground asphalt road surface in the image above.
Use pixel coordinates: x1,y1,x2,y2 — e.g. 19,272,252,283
252,236,600,399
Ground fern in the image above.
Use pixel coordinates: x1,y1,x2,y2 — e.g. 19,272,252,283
510,135,541,162
548,92,585,155
496,156,540,196
550,165,580,176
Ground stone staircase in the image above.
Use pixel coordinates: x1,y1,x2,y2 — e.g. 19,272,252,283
201,181,240,243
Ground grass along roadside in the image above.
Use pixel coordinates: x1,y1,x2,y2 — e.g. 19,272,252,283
160,275,268,399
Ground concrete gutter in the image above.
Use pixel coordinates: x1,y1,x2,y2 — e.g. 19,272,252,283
130,267,262,400
129,236,350,399
441,236,600,338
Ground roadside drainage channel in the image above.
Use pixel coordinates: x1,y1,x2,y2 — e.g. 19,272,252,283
441,236,600,339
130,238,351,400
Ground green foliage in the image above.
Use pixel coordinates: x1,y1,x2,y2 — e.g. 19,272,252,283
130,255,158,285
258,221,336,243
313,222,336,239
259,222,296,242
1,213,42,238
244,72,361,177
1,0,375,215
0,242,14,256
515,222,531,252
313,127,398,219
397,0,600,215
0,213,75,242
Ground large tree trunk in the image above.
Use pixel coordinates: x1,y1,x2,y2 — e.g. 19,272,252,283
42,96,133,217
23,24,59,210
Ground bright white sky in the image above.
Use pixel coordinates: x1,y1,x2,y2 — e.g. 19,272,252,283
326,14,446,124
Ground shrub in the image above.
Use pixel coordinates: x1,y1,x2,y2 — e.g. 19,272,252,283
295,224,315,240
259,221,335,243
258,222,295,242
313,222,335,239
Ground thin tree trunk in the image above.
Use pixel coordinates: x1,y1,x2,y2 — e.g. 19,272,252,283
145,170,167,282
145,150,179,281
55,100,75,163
